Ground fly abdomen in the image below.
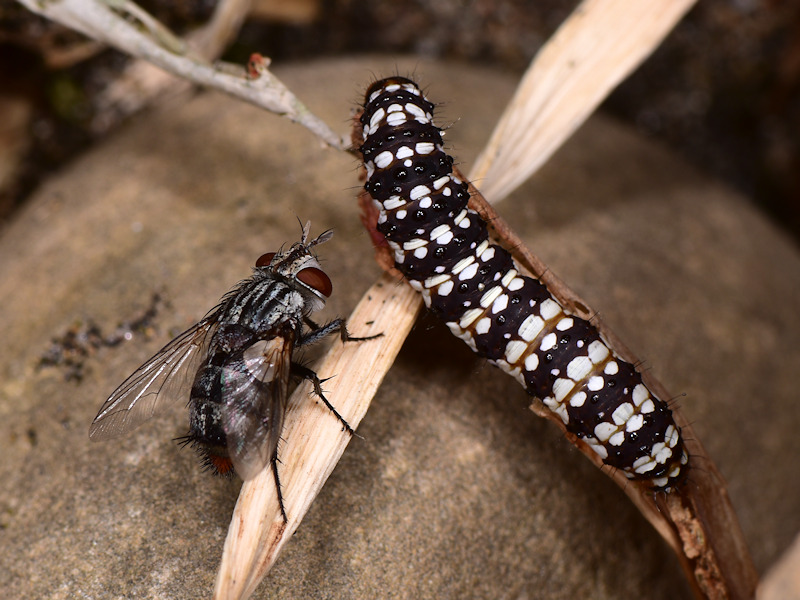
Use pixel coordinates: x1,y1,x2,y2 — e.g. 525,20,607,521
187,354,231,473
359,76,687,490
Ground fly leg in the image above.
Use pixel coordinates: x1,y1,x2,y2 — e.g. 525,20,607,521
290,362,355,436
300,317,382,345
271,454,288,522
293,318,381,436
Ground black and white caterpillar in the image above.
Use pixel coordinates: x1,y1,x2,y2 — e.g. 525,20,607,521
358,77,688,489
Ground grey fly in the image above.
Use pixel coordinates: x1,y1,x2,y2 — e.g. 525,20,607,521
89,223,374,520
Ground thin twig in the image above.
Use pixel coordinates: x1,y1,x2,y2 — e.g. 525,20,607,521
93,0,253,131
16,0,346,148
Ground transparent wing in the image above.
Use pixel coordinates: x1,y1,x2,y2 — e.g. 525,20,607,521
89,317,219,441
220,336,293,480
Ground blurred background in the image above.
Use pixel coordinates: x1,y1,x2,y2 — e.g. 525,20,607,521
1,0,798,243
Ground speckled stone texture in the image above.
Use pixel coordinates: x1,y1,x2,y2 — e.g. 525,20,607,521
0,57,797,599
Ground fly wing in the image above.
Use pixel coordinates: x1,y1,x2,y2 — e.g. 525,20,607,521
89,316,218,440
220,335,293,480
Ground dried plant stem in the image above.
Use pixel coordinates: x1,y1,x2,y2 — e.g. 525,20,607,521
470,0,696,204
15,0,345,148
93,0,253,130
213,273,422,600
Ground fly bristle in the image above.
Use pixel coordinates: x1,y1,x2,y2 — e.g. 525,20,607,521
174,434,236,478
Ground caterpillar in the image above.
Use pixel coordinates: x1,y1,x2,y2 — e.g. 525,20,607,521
357,77,688,490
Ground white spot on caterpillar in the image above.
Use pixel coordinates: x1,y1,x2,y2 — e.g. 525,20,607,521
459,308,483,328
425,274,450,288
612,402,635,425
626,414,644,432
587,376,604,391
665,425,679,448
569,391,587,407
539,298,561,321
396,146,414,160
410,185,431,200
604,361,619,375
539,332,557,351
451,255,475,275
566,356,592,381
384,196,405,210
480,246,496,261
633,456,656,474
459,262,479,281
632,384,649,406
588,341,610,364
429,224,451,240
518,314,544,342
491,294,509,314
553,378,575,402
505,340,527,363
369,107,386,129
419,197,432,208
434,228,454,245
651,475,669,488
654,445,673,465
480,286,503,308
475,317,491,335
405,102,427,119
437,279,454,297
507,277,524,291
524,353,539,371
500,269,517,287
452,209,468,225
403,238,427,250
586,437,609,459
375,151,393,169
556,317,574,331
416,142,435,154
386,111,407,126
609,431,625,446
594,422,616,442
446,321,463,336
543,397,569,424
396,209,407,220
433,175,450,190
414,246,428,259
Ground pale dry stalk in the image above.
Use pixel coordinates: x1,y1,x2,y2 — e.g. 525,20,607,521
16,0,345,147
214,273,421,600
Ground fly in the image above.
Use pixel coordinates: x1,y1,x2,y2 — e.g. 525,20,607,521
89,223,376,521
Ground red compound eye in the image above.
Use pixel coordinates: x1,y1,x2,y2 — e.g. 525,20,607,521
297,267,332,297
255,252,276,268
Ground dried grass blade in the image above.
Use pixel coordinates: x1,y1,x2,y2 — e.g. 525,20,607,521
470,0,696,204
213,273,421,600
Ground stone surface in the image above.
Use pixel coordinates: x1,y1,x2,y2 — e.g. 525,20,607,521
0,57,798,599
